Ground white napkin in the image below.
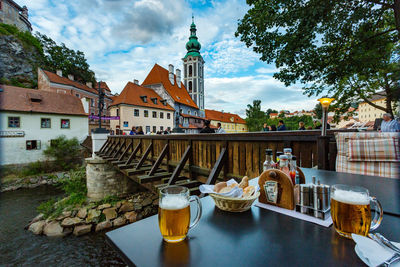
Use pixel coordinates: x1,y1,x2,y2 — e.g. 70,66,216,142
199,179,244,197
352,234,400,266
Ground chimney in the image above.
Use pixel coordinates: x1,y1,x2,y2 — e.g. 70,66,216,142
86,82,92,88
68,74,74,80
56,69,62,76
134,79,139,85
168,64,174,85
176,69,181,88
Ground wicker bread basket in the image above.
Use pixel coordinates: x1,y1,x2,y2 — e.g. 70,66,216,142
209,192,260,212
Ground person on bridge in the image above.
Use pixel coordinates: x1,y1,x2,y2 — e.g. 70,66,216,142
200,120,215,133
129,126,136,135
216,122,226,133
277,120,287,131
380,113,400,132
136,126,144,135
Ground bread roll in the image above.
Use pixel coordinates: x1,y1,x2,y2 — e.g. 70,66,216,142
238,176,249,189
214,182,227,193
242,186,255,198
219,186,234,194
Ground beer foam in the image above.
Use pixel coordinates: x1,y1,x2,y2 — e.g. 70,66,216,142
332,189,370,205
160,195,189,210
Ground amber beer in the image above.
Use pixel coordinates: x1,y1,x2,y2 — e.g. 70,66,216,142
158,195,190,243
330,184,383,239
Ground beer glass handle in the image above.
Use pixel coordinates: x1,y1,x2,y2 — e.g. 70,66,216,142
189,195,202,230
370,196,383,231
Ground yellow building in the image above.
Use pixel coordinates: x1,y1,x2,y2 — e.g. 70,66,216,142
358,92,389,122
205,109,248,133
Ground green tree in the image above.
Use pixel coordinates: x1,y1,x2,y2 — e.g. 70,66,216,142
43,135,82,169
245,100,267,132
314,103,323,120
36,33,96,85
236,0,400,117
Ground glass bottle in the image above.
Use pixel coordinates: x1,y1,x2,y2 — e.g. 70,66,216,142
284,148,293,166
275,151,283,168
263,149,275,171
290,156,300,185
279,155,290,176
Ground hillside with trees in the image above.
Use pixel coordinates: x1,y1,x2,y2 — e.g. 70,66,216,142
0,23,96,88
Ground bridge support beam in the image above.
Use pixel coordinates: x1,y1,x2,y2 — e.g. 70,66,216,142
86,156,136,201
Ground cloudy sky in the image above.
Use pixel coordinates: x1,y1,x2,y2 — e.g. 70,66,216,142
19,0,318,117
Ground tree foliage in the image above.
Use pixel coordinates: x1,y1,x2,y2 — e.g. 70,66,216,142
36,33,96,85
245,100,267,131
236,0,400,117
43,135,82,169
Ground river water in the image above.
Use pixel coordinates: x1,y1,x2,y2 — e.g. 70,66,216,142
0,185,125,266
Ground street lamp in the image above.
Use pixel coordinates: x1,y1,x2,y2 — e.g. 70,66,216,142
318,97,335,136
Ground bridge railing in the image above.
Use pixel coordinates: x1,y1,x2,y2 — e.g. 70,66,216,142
104,130,353,180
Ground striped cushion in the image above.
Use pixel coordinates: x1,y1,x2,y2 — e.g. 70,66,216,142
335,132,400,179
348,138,399,162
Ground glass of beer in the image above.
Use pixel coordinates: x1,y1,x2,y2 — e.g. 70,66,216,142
158,186,202,243
330,184,383,239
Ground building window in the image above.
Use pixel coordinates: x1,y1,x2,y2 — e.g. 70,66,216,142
188,110,191,115
179,108,183,114
160,112,164,119
90,112,94,121
144,110,149,117
194,111,198,116
41,118,51,128
146,126,150,133
76,93,80,98
194,63,197,76
153,126,156,133
189,65,192,77
134,109,139,117
26,140,41,150
8,117,20,128
167,113,171,119
189,81,192,93
160,126,164,131
194,79,197,92
116,109,120,117
61,119,70,129
91,98,95,107
123,121,129,127
152,111,157,118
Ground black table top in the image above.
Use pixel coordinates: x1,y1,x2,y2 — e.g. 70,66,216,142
106,168,400,267
301,168,400,216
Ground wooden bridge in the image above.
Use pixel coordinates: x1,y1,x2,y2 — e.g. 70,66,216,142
95,130,348,195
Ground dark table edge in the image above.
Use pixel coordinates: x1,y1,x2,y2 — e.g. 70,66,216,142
105,232,135,267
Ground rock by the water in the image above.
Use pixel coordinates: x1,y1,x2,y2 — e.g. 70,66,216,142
113,217,126,227
77,208,87,219
61,217,82,227
124,211,137,223
73,224,92,236
142,198,152,207
119,202,134,212
28,220,46,235
103,207,117,220
43,221,64,237
86,209,101,223
95,221,112,232
31,213,44,224
98,203,111,210
56,211,72,221
115,201,122,209
63,227,73,236
152,199,159,206
133,203,142,211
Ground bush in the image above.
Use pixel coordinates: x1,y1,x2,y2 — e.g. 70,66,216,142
37,199,57,218
44,135,82,169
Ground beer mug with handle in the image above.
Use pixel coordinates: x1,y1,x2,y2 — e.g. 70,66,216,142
158,186,202,243
330,184,383,239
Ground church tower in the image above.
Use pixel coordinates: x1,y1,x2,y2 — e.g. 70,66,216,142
183,16,205,111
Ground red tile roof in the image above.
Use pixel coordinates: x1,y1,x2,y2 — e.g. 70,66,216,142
43,70,99,95
141,64,198,109
205,109,246,124
110,82,174,111
0,85,87,116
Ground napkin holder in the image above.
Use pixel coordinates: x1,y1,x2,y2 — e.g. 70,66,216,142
258,168,305,210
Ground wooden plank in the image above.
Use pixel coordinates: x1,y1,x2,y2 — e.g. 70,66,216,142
239,142,246,176
98,138,110,154
253,142,260,177
125,141,141,166
125,166,152,176
118,140,132,162
245,142,252,177
232,142,239,176
168,145,192,186
148,143,169,176
138,172,172,184
200,147,227,198
136,142,153,170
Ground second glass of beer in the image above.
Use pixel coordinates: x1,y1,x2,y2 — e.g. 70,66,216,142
330,184,383,239
158,186,202,243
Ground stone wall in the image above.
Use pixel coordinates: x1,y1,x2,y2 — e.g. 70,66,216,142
86,157,136,201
